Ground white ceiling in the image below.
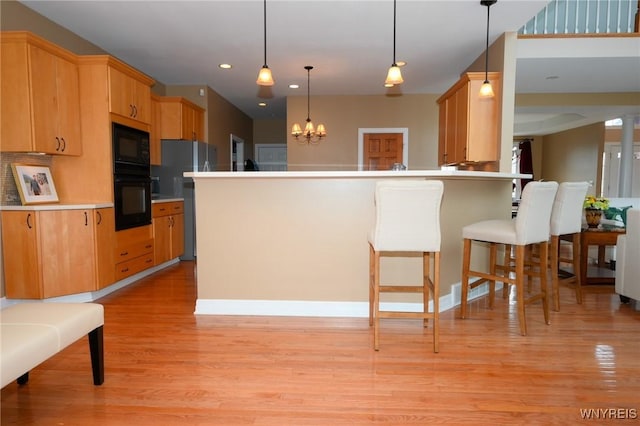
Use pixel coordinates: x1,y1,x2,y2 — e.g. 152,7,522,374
19,0,640,135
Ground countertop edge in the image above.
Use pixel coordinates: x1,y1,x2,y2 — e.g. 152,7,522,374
1,203,114,211
185,170,532,180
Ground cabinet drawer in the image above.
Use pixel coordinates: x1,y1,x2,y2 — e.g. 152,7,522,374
152,201,184,217
115,252,155,281
114,238,153,262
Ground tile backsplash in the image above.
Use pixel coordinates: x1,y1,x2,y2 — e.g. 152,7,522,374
1,153,53,205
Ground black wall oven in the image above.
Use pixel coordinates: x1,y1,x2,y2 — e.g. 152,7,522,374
113,123,152,231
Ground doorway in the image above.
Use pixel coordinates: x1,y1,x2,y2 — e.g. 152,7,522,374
357,128,408,171
230,134,244,171
602,142,640,197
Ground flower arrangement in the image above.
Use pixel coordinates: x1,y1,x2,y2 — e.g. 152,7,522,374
583,195,609,211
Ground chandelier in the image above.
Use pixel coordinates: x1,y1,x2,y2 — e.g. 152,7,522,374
256,0,274,86
384,0,403,86
479,0,497,97
291,66,327,144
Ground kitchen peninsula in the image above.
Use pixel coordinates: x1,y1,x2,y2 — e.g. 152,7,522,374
189,170,530,316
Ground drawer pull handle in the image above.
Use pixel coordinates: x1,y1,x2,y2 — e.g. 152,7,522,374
120,251,129,256
145,244,152,249
146,259,153,263
26,213,33,229
121,267,129,273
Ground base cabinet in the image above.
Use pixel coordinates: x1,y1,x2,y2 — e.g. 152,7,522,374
1,208,114,299
114,225,154,281
153,201,184,265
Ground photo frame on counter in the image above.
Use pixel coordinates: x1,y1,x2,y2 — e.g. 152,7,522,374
11,163,59,205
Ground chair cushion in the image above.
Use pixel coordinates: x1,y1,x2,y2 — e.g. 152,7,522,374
463,219,518,245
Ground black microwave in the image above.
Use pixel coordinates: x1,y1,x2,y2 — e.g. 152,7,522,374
113,122,150,171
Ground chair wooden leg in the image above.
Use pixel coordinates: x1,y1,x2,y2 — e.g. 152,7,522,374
515,245,527,336
572,233,583,304
423,252,430,327
489,243,497,309
368,244,374,326
550,235,561,311
539,241,550,325
373,251,381,351
502,244,511,298
460,238,472,319
433,251,440,353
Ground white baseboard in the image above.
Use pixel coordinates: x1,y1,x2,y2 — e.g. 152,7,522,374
194,279,503,317
0,258,179,309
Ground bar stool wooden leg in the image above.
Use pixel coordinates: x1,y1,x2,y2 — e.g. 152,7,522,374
489,243,497,309
572,233,583,304
433,251,440,353
502,244,511,299
369,244,375,326
423,252,430,327
460,238,472,319
550,235,561,312
373,250,381,351
540,241,550,325
515,244,528,336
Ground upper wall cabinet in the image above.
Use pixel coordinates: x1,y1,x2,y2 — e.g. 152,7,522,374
78,55,154,125
437,71,501,167
159,97,206,142
1,31,82,155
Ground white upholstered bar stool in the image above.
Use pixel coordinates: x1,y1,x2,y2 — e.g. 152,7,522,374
549,181,590,311
460,181,558,336
368,180,444,352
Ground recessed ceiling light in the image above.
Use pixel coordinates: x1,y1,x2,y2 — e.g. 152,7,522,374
289,84,299,89
258,102,267,107
219,63,232,69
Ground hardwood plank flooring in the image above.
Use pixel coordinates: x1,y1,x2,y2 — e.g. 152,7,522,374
2,261,639,425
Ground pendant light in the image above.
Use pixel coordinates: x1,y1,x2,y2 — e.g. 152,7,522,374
292,66,327,144
256,0,274,86
479,0,497,98
384,0,403,86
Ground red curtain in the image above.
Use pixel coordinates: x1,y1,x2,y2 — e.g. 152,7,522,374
519,139,533,191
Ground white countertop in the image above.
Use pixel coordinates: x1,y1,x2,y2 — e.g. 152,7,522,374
1,203,114,211
185,170,532,180
152,197,184,203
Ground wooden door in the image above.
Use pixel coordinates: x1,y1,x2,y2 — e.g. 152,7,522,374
171,213,185,258
55,53,82,155
153,215,171,265
453,83,469,163
1,211,43,299
363,133,403,171
40,210,96,297
94,208,116,289
29,45,60,154
108,67,133,119
182,104,195,141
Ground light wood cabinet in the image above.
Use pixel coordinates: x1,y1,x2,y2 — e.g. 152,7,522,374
150,94,162,165
1,31,81,155
437,72,501,167
114,225,154,281
1,207,115,299
94,208,116,289
152,201,185,265
108,65,151,124
159,97,205,142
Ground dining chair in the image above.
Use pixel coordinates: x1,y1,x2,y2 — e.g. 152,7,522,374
368,180,444,352
460,181,558,335
549,181,590,311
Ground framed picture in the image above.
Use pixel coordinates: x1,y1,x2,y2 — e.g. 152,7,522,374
11,164,59,205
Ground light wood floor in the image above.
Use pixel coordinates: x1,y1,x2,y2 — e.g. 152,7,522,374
2,261,639,425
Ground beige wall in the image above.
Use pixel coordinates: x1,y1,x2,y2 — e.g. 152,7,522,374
540,122,605,195
286,94,440,171
254,119,287,145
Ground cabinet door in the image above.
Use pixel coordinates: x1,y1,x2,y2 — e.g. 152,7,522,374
150,95,162,165
193,107,205,142
453,83,470,163
94,208,116,289
55,53,82,155
40,210,96,297
1,211,43,299
131,77,151,124
29,45,60,154
109,67,150,123
29,45,81,156
170,213,185,258
182,105,195,141
153,215,171,265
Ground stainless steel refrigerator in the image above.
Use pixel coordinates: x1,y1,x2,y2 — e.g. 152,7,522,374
151,140,216,260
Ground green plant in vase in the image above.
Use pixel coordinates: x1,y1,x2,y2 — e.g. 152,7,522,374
583,196,609,228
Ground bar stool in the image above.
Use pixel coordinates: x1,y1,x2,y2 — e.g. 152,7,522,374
460,181,558,336
368,180,444,352
549,181,590,311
